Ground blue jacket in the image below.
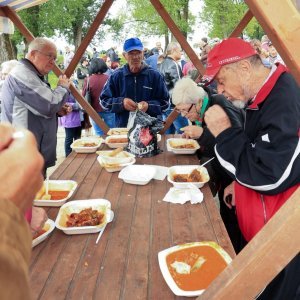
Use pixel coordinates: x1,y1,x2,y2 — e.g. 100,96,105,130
100,63,169,127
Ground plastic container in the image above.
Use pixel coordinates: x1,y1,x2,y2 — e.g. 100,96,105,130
71,137,103,153
55,199,112,235
34,180,78,207
118,165,156,185
166,138,200,154
97,150,135,165
167,165,209,188
32,219,55,248
105,135,128,149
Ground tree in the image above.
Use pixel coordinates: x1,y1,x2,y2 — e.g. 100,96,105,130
127,0,195,46
200,0,263,40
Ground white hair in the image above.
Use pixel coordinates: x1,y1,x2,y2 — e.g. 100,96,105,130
27,37,56,53
1,60,18,74
172,77,208,105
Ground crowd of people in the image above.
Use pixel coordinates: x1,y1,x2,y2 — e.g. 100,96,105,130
0,32,299,299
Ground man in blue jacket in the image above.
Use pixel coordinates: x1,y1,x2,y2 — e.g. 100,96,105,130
100,37,169,127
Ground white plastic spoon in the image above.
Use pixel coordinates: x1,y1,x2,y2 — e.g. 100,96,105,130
95,210,114,244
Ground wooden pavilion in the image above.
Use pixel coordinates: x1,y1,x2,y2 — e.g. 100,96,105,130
0,0,299,299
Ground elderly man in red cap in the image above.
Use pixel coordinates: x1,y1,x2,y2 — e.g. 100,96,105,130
203,37,300,299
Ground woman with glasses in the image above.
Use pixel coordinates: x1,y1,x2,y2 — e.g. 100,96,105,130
172,77,244,252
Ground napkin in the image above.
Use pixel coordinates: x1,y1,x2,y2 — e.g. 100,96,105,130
163,184,203,204
145,165,168,180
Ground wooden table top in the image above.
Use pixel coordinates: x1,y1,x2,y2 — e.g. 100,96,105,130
30,135,235,300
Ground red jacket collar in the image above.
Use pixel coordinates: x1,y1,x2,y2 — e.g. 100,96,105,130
248,63,287,109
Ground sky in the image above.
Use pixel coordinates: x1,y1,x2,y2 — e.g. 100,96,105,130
53,0,207,54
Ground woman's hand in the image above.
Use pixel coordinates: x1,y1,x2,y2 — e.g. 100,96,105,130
181,125,203,139
223,182,235,209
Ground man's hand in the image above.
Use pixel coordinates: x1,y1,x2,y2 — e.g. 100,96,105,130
223,182,235,209
0,124,44,214
57,103,72,116
58,74,71,88
204,105,231,137
123,98,138,111
181,125,203,139
137,101,149,112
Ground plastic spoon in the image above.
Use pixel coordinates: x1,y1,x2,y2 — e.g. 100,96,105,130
96,210,114,244
42,175,51,200
199,157,215,168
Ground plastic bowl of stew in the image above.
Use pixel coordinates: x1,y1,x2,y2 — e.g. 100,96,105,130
158,241,232,297
33,180,78,207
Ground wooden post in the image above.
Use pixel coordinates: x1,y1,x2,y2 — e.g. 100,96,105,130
229,10,253,38
245,0,300,85
198,188,300,300
2,5,109,134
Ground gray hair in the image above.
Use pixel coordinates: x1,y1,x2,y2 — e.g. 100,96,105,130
28,37,56,53
166,42,181,55
172,77,208,106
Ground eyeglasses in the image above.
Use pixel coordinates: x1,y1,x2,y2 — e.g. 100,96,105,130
36,50,57,61
175,104,194,116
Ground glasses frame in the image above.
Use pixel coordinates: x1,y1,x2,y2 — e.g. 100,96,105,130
36,50,57,62
175,104,194,116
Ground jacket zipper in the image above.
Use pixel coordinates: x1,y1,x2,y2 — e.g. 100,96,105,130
134,76,137,102
260,194,267,224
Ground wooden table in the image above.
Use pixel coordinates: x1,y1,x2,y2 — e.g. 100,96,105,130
30,135,235,300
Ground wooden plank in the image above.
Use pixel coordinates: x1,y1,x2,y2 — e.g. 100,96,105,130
245,0,300,84
64,0,114,78
199,188,300,300
150,0,205,76
229,9,253,38
160,109,179,135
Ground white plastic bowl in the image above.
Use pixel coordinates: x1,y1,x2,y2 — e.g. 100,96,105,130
32,219,55,248
71,137,103,153
105,135,128,149
107,128,130,136
34,180,78,207
97,156,136,173
167,138,200,154
55,199,112,235
97,150,135,165
118,164,156,185
167,165,209,188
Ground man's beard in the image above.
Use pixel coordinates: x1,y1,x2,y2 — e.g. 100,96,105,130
232,100,246,109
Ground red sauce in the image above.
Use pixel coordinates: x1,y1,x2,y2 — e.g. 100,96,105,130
39,190,70,200
32,229,46,240
166,245,228,291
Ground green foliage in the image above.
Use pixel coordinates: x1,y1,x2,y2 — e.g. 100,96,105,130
200,0,264,40
127,0,195,38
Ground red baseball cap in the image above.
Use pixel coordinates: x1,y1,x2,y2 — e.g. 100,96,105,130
202,38,257,83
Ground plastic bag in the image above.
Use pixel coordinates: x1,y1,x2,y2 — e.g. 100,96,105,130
126,110,163,157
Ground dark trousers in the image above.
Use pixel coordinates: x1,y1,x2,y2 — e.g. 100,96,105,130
65,127,82,157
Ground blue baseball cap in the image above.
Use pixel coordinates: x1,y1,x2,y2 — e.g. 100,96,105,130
123,37,144,52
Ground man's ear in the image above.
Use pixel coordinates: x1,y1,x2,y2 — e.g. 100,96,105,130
123,52,127,61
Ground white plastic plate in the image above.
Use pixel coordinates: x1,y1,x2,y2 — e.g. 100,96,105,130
167,165,209,188
166,138,200,154
55,199,112,235
34,180,78,207
97,156,136,173
71,137,103,153
158,241,232,297
107,128,130,136
118,164,156,185
32,219,55,248
97,150,135,165
105,134,128,148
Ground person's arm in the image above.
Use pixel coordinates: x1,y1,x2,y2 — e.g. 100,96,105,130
206,84,299,194
7,72,70,118
0,123,44,299
99,74,126,113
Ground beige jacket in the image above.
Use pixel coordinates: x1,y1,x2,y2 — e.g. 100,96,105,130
0,199,32,299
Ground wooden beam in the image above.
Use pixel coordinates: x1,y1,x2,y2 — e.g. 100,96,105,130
229,9,253,38
64,0,114,78
150,0,205,76
245,0,300,84
198,188,300,300
2,5,109,134
150,0,203,133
